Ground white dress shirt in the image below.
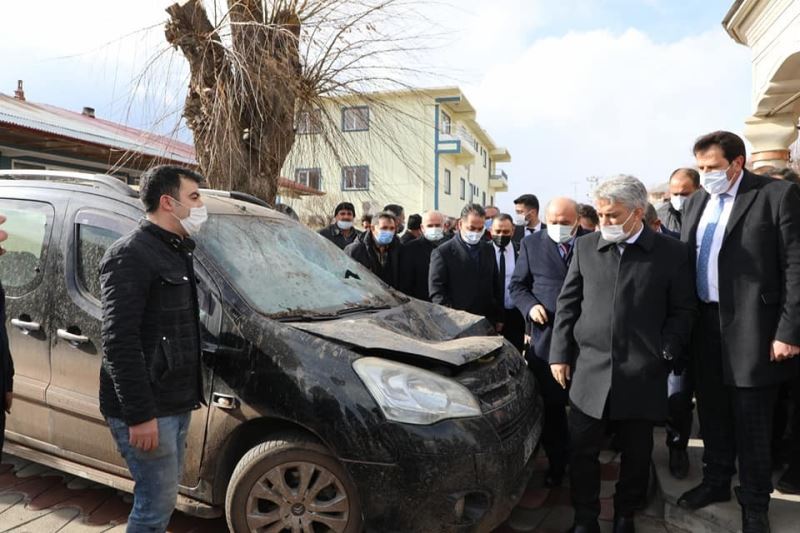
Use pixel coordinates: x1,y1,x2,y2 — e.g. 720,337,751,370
525,221,543,238
617,223,644,255
695,171,744,303
493,242,515,309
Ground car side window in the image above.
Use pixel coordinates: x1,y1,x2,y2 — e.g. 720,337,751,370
76,224,123,302
196,268,222,340
0,199,55,296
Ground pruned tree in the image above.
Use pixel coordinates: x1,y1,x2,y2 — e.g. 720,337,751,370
164,0,434,204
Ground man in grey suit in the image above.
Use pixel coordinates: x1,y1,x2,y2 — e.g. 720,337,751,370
677,131,800,533
550,176,696,533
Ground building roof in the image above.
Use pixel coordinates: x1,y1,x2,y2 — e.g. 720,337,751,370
0,91,195,165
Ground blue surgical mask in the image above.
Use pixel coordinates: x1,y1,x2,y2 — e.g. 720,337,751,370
375,230,394,245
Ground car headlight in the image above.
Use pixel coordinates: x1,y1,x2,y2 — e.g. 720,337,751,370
353,357,481,425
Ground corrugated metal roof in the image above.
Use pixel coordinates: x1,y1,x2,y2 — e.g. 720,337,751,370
0,92,196,164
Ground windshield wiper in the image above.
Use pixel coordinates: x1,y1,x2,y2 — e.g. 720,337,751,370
334,304,391,317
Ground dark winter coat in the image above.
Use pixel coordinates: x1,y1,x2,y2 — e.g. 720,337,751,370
344,231,402,289
319,224,361,250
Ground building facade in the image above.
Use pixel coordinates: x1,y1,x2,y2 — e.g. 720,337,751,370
281,87,511,223
724,0,800,171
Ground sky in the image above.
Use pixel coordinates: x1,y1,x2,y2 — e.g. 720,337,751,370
0,0,752,212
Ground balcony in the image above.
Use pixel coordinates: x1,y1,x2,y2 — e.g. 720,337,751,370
437,125,477,163
489,169,509,192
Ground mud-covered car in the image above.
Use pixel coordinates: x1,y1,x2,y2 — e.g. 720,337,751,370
0,170,542,532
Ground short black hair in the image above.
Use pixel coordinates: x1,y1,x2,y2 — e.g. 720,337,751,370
494,213,514,224
670,168,700,188
577,203,599,225
460,203,486,220
139,165,205,213
334,202,356,216
513,194,539,211
407,213,422,230
766,167,800,184
383,204,404,217
361,213,373,223
693,131,747,165
375,211,397,225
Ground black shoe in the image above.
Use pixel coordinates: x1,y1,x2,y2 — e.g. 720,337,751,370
677,482,731,510
567,522,600,533
612,515,635,533
545,465,566,487
669,447,690,479
777,464,800,494
741,507,770,533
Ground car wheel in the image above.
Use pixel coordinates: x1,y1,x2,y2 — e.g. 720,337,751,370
225,432,363,533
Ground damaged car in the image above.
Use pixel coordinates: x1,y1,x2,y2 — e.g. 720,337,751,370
0,170,542,532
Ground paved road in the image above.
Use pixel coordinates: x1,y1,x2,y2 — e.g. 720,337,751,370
0,450,675,533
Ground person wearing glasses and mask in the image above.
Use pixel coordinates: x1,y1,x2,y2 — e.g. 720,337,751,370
345,211,402,289
429,204,503,330
490,213,525,352
550,176,695,533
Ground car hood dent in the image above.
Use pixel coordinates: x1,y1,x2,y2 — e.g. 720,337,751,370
289,299,504,366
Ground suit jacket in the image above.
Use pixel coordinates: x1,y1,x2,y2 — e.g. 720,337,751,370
656,202,683,233
509,229,586,362
681,170,800,387
344,232,402,289
429,234,504,324
1,282,14,397
549,226,696,420
399,236,441,301
512,223,547,245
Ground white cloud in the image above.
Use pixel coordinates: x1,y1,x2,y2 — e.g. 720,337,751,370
461,27,752,210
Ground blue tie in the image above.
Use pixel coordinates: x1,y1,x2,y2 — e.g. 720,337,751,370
696,194,727,301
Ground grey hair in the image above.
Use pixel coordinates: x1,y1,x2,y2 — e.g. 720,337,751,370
593,175,648,210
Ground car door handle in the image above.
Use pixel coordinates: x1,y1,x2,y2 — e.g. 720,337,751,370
57,329,90,344
11,318,41,332
211,393,240,410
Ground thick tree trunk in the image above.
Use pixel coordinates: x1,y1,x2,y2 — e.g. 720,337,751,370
165,0,301,204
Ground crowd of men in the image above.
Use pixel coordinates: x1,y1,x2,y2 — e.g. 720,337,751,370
319,130,800,533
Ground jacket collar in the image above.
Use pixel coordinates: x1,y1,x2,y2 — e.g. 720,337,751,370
140,219,195,252
596,223,655,252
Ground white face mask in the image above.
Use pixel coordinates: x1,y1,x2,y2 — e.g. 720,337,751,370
700,165,732,195
600,210,635,243
336,220,354,231
547,223,575,244
513,212,527,226
669,195,687,211
462,228,485,245
423,227,444,241
171,199,208,236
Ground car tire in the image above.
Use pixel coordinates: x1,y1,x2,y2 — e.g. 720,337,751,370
225,432,363,533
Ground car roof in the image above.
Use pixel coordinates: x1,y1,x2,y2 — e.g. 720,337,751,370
0,170,282,219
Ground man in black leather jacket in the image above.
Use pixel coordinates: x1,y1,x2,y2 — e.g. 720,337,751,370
99,165,205,533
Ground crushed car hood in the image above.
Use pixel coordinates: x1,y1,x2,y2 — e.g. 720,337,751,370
289,299,505,366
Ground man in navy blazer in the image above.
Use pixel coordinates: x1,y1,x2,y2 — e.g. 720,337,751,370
510,197,585,487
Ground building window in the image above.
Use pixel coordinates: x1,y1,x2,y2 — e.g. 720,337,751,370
483,149,487,168
296,109,322,134
440,111,451,135
491,195,494,206
342,106,370,132
444,169,451,195
459,178,466,200
482,192,486,206
295,168,322,190
342,166,369,191
474,140,479,152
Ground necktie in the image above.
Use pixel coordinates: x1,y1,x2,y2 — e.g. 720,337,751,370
559,242,571,263
697,194,727,301
498,246,506,283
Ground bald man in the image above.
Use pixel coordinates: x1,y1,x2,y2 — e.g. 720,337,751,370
510,197,588,487
399,210,448,301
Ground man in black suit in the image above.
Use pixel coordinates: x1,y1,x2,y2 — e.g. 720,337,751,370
400,214,422,245
510,196,585,487
399,210,446,301
490,213,524,351
429,204,503,328
550,176,696,533
512,194,545,244
677,131,800,533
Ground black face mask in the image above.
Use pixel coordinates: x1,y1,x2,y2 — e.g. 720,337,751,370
492,234,512,248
